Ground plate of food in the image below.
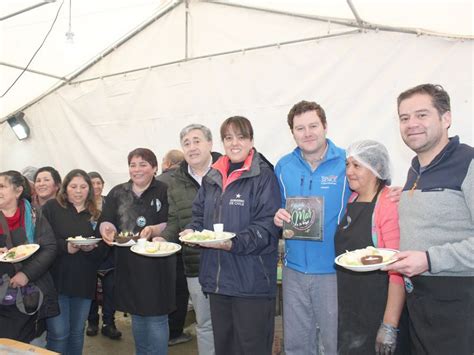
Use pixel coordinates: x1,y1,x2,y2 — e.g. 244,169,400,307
335,246,399,272
0,244,40,263
113,231,139,246
179,229,236,245
131,241,181,257
112,239,136,247
66,236,102,246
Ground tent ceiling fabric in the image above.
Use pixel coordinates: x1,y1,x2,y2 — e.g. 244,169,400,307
0,0,472,189
0,0,472,119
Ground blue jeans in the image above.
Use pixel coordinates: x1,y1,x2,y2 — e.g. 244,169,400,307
131,314,169,355
46,294,92,355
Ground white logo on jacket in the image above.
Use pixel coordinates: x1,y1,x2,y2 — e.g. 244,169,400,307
229,193,245,206
321,175,338,186
150,198,162,212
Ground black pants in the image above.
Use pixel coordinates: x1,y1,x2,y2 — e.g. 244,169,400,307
168,254,189,339
406,275,474,355
88,270,116,326
209,293,275,355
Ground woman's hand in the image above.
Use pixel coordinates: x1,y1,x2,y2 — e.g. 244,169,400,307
100,222,117,246
67,242,81,254
10,272,29,288
152,236,166,242
274,208,290,228
79,244,98,252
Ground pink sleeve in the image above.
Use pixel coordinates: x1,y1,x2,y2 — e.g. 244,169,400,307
375,188,404,285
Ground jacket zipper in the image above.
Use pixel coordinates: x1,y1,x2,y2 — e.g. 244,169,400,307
408,149,448,196
214,191,224,293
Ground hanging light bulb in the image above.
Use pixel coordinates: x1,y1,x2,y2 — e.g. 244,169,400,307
65,0,74,43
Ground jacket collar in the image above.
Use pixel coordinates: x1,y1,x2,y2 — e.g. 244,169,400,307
411,136,459,172
292,138,342,170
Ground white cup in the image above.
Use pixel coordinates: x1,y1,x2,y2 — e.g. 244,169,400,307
213,223,224,233
137,238,147,250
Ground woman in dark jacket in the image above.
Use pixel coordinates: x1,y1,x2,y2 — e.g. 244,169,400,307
183,116,281,355
43,169,106,355
100,148,175,355
0,170,58,342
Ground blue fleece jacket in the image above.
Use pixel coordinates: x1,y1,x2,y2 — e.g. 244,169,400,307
275,139,350,274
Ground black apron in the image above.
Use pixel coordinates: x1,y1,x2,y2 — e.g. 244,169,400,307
334,193,389,355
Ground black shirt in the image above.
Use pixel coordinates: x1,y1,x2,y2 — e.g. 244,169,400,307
100,179,176,316
42,199,106,299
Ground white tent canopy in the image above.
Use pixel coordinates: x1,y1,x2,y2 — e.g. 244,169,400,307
1,0,472,189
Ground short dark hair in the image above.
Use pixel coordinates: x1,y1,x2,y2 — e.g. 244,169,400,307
127,148,158,168
34,166,62,187
397,84,451,116
287,100,327,130
57,169,100,220
88,171,104,184
0,170,31,202
220,116,254,141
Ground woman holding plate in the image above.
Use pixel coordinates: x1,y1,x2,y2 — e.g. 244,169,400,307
0,170,58,342
99,148,175,355
182,116,281,355
42,169,105,355
334,140,408,355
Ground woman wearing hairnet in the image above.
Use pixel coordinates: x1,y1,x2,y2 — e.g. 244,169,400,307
334,140,408,355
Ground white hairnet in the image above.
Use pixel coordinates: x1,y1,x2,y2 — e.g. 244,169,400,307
346,140,391,185
21,166,38,182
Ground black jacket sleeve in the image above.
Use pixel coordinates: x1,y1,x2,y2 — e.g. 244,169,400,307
21,212,57,282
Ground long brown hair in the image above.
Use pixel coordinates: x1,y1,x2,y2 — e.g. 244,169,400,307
57,169,100,221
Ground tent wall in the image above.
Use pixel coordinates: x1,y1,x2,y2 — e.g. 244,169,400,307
1,7,472,189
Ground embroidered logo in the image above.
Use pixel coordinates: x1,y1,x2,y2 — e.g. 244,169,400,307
321,175,338,185
229,193,245,206
151,198,162,212
136,216,147,227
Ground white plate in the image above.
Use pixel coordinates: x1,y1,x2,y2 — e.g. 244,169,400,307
130,242,181,257
0,244,40,263
112,239,136,247
66,237,102,246
179,230,236,245
335,248,399,272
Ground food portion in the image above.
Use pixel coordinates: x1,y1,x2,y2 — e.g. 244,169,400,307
144,241,178,254
66,236,97,241
180,230,234,243
338,246,396,267
115,231,138,244
360,255,383,265
2,244,39,262
66,235,101,245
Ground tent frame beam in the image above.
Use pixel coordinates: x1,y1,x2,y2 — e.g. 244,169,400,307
0,61,66,81
70,29,360,85
204,0,473,40
0,1,56,21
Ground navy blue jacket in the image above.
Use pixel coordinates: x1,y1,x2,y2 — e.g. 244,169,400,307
187,149,281,298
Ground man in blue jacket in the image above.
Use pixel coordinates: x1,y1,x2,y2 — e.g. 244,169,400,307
274,100,350,355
